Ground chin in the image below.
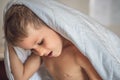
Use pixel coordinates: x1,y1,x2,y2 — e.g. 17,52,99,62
53,53,61,57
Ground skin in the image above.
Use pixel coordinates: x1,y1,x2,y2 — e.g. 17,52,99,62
8,23,102,80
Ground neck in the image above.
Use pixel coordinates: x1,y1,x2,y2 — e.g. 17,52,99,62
62,37,73,49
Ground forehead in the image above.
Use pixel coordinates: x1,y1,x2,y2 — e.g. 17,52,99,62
18,34,38,49
17,25,42,49
17,24,51,49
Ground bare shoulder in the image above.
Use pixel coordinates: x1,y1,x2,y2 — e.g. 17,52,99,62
74,48,102,80
63,42,102,79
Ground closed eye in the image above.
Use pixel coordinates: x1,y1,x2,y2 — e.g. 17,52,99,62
31,49,37,54
38,40,44,45
31,49,35,53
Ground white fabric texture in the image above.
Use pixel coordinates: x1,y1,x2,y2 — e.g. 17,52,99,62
4,0,120,80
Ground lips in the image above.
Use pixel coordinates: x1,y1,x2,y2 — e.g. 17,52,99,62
47,51,53,57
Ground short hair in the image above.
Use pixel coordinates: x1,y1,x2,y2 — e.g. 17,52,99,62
4,5,45,46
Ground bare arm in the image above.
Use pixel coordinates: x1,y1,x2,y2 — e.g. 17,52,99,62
8,44,41,80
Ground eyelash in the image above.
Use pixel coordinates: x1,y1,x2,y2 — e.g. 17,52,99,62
38,40,44,45
31,49,37,54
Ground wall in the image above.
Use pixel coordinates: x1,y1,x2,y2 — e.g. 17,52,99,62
89,0,120,37
0,0,9,59
57,0,89,14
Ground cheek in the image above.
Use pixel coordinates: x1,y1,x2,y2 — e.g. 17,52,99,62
45,33,63,49
55,38,63,50
47,39,62,50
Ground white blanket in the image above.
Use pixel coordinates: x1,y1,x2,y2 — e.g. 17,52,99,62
4,0,120,80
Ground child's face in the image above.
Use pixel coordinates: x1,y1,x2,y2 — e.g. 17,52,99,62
18,24,63,57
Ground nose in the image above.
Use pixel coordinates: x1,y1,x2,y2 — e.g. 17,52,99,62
33,46,50,56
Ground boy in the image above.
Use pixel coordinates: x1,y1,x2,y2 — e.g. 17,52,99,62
4,5,102,80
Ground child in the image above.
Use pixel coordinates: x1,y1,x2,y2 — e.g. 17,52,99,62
4,0,120,80
4,5,101,80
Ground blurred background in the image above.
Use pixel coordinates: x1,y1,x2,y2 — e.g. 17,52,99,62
0,0,120,59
